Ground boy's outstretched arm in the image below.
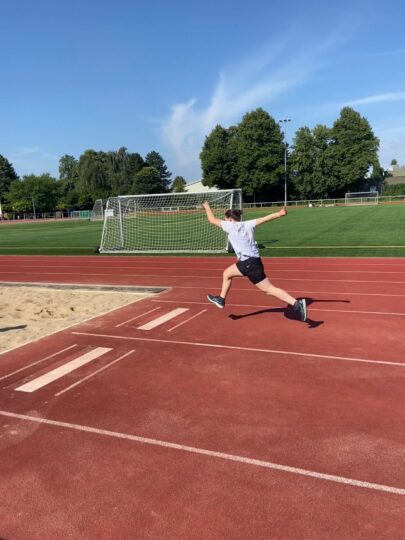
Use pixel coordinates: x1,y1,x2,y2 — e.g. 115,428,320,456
255,207,287,227
203,201,221,227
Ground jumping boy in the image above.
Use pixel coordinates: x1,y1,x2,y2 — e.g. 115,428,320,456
203,201,307,322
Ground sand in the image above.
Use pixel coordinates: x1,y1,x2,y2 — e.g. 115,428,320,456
0,285,153,354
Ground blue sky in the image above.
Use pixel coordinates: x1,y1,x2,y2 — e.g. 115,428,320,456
1,0,404,182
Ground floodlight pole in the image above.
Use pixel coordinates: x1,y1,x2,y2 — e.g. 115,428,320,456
278,119,291,207
32,197,36,219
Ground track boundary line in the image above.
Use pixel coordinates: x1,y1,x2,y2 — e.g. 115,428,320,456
155,287,405,297
0,410,403,495
3,270,405,284
3,263,405,275
151,299,405,316
71,332,405,368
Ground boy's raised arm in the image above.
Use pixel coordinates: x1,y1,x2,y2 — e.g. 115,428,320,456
255,207,287,227
203,201,222,227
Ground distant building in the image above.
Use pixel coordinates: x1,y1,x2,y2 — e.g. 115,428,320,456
385,164,405,185
184,180,219,193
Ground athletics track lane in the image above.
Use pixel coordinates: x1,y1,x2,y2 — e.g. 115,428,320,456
0,256,404,539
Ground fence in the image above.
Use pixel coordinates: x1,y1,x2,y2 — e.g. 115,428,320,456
0,210,92,221
242,194,405,209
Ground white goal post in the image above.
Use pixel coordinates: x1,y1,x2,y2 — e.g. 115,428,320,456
99,189,243,253
344,191,379,206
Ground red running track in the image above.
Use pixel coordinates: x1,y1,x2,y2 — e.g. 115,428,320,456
0,255,404,539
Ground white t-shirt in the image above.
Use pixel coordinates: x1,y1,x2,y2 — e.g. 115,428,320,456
221,219,259,260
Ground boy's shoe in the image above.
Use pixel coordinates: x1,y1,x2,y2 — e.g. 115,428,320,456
294,298,307,322
207,294,225,309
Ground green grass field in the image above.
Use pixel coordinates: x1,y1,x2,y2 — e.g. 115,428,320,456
1,204,405,257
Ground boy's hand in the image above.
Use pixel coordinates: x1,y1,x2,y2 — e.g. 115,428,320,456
278,208,287,217
203,201,210,211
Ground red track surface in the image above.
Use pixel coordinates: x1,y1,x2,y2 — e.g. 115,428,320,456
0,256,404,539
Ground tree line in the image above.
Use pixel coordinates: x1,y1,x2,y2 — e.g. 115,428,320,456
0,105,394,215
200,106,387,201
0,149,187,214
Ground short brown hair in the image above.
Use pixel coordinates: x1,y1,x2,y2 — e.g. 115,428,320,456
225,209,242,221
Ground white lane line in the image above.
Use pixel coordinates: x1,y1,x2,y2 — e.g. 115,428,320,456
54,350,135,396
71,332,405,368
3,270,405,284
4,264,405,274
0,345,78,382
0,410,403,495
311,308,405,316
115,307,161,328
151,287,405,298
15,347,112,393
167,309,207,332
138,308,189,331
152,299,405,317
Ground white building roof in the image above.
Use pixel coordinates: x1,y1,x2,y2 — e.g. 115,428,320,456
184,180,219,193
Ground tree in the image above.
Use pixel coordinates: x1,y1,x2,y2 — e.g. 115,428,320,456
234,108,285,198
290,124,333,198
391,159,398,166
127,152,145,183
0,155,19,205
132,167,163,194
328,107,379,196
171,176,187,192
6,174,58,213
77,150,110,201
145,151,171,192
200,125,237,189
59,155,79,186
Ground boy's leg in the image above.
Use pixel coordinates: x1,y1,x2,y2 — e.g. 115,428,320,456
255,278,307,321
207,264,242,309
220,264,243,299
255,278,296,305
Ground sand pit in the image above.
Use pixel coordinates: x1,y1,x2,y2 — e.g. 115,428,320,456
0,284,159,354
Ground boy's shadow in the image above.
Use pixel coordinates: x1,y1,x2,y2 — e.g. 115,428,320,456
228,298,350,329
0,325,27,333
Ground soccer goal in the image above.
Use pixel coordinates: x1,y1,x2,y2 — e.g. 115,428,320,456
344,191,379,206
99,189,243,253
91,199,106,220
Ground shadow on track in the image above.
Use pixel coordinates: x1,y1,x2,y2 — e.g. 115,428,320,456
228,298,350,329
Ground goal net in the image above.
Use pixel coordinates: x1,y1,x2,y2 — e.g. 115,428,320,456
99,189,242,253
91,199,106,220
344,191,379,206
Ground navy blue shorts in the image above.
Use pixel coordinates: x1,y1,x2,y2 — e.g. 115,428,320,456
236,257,267,285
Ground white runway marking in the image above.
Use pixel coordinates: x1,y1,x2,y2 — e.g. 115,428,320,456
138,308,189,331
0,344,78,382
15,347,112,393
71,332,405,368
167,309,207,332
115,307,161,327
0,410,403,495
54,350,135,396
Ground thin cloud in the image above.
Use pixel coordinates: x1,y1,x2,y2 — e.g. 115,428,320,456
344,92,405,107
161,38,339,179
